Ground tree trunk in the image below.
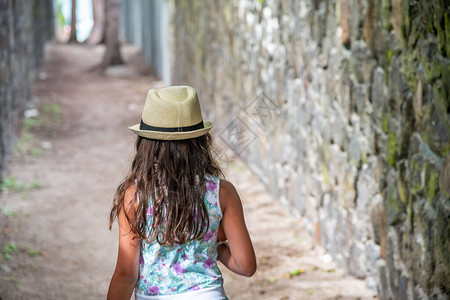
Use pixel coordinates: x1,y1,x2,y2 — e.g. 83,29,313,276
68,0,78,43
101,0,123,67
84,0,106,45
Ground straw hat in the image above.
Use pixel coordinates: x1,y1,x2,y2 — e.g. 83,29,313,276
129,86,213,140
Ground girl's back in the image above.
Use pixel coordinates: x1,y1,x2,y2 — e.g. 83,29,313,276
136,174,224,297
107,86,256,300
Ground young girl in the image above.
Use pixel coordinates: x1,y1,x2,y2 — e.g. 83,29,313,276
107,86,256,300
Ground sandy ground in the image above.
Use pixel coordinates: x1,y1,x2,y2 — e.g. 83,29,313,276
0,43,377,300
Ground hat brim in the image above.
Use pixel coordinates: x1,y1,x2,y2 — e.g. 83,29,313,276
129,121,213,140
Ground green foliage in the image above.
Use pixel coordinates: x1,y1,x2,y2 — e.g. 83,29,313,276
22,132,33,142
3,242,16,260
289,268,305,277
384,49,396,85
24,101,63,132
407,193,414,226
1,177,26,192
388,131,397,166
3,209,18,217
1,177,44,194
425,168,438,204
16,100,62,158
361,151,368,164
382,115,389,133
401,0,411,44
30,181,43,189
56,0,66,26
29,147,43,158
40,102,62,123
322,162,330,185
418,42,442,83
15,131,34,155
397,174,408,204
444,12,450,57
426,11,436,35
381,0,393,31
442,62,450,111
26,249,39,257
401,50,419,94
23,118,40,129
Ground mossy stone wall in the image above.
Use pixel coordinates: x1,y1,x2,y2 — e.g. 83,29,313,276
169,0,449,298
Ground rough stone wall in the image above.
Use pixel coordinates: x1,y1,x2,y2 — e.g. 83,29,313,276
0,0,53,180
170,0,450,298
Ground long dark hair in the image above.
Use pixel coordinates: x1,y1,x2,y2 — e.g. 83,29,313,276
109,133,224,245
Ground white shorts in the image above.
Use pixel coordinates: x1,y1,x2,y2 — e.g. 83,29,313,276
135,285,228,300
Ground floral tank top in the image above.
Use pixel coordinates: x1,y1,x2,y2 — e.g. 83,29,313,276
135,174,224,296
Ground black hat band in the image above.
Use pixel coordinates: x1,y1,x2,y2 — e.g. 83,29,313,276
140,119,205,133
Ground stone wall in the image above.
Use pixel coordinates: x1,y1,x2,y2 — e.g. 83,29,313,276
0,0,53,181
169,0,450,298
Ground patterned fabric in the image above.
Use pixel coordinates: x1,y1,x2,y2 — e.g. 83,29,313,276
135,174,224,296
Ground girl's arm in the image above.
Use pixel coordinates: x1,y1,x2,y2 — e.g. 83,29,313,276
217,179,257,277
107,186,140,300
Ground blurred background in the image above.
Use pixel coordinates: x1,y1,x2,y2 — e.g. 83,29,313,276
0,0,449,299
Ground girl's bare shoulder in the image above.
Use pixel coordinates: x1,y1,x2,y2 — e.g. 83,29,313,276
219,178,236,195
219,179,240,210
125,184,137,198
124,184,138,210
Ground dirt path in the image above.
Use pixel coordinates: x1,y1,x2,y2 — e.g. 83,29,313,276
0,43,376,300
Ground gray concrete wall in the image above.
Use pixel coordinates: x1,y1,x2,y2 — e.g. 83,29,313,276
169,0,450,299
120,0,170,83
0,0,54,181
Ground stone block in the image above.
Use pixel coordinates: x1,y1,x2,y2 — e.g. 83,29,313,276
418,38,444,83
328,100,349,150
357,157,380,214
365,240,381,273
388,54,410,110
350,40,370,83
371,67,388,126
407,133,443,205
351,82,370,114
395,273,410,300
348,241,367,279
421,93,450,157
370,194,384,247
384,168,407,225
411,197,438,292
376,258,394,300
